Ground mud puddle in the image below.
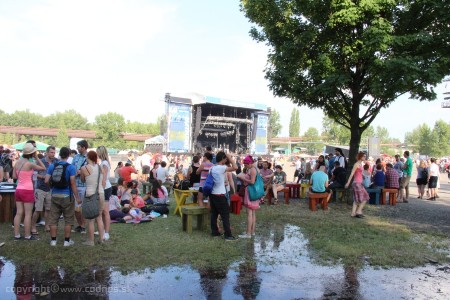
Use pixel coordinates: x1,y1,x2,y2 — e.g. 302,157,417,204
0,225,449,299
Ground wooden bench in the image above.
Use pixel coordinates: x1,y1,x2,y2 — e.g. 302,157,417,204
381,188,398,206
181,206,209,234
308,192,329,211
266,187,290,205
366,188,381,205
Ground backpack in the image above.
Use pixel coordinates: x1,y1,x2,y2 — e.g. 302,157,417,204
202,169,215,198
179,180,191,190
51,162,70,189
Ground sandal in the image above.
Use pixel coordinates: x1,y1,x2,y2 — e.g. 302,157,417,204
274,199,278,205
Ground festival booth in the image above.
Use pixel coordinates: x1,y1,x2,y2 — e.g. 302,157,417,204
144,135,166,153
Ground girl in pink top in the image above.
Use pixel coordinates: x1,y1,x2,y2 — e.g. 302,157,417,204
345,152,369,218
13,143,46,241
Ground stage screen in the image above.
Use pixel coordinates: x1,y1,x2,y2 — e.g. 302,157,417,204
167,102,191,152
254,114,268,154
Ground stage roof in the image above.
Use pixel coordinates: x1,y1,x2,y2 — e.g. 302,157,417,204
177,93,267,111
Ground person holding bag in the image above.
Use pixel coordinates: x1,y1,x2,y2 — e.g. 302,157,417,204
80,151,105,246
237,155,260,239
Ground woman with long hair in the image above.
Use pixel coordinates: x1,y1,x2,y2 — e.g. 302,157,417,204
13,143,46,240
80,150,105,245
96,146,111,241
345,152,369,218
237,155,259,238
196,152,214,208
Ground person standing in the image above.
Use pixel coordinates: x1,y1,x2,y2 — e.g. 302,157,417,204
237,155,260,238
140,149,152,182
72,139,88,234
12,143,46,241
196,152,214,208
45,147,80,246
415,160,428,199
96,146,112,241
427,157,440,201
209,151,238,241
120,162,137,186
31,146,58,234
335,148,347,170
399,150,413,203
345,152,369,218
80,151,105,245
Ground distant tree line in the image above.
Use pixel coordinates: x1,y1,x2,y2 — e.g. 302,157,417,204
0,109,162,150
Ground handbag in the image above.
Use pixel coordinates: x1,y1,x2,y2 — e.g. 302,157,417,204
247,173,265,201
82,165,101,219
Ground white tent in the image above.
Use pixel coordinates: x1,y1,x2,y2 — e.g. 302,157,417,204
144,135,166,145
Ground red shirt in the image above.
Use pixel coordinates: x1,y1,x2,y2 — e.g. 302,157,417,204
120,166,136,184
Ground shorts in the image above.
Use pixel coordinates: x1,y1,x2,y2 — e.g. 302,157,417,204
311,188,330,194
142,165,150,174
75,186,86,208
35,189,52,211
48,194,75,226
416,178,428,185
14,189,35,203
400,175,411,188
428,176,438,188
104,187,112,201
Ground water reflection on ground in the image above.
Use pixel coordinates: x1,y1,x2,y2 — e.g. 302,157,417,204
1,225,449,299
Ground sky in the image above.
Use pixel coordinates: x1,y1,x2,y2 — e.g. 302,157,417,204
0,0,448,141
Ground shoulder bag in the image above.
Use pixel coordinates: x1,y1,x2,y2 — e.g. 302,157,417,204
247,169,265,201
82,165,100,219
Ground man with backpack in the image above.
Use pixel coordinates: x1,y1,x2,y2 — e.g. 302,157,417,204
45,147,80,247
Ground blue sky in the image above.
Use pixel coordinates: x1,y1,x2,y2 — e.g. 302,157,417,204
0,0,448,140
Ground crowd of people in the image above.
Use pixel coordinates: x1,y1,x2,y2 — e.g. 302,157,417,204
1,141,449,246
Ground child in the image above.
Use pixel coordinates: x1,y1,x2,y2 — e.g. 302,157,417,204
130,189,145,208
362,163,371,188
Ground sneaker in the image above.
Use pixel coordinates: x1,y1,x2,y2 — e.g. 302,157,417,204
38,220,46,226
238,233,252,239
24,235,39,241
71,226,81,233
94,231,99,235
64,240,75,247
103,233,110,241
82,240,95,246
211,233,223,237
50,240,57,247
224,236,239,241
0,242,5,247
80,227,86,234
14,236,22,241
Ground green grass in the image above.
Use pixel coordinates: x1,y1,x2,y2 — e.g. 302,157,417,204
1,199,449,274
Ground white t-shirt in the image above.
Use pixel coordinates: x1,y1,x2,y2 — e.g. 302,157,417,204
101,160,112,189
295,160,301,170
211,165,227,195
156,167,169,183
429,163,439,176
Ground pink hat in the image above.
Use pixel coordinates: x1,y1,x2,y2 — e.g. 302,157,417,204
243,155,253,164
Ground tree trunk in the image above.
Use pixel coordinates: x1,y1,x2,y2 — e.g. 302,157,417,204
348,126,362,168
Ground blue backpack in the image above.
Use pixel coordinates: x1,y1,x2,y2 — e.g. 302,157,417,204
202,169,215,198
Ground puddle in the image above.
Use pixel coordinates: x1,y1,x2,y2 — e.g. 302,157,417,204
0,225,449,299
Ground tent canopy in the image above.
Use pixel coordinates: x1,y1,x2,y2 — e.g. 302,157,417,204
145,135,166,145
13,141,50,151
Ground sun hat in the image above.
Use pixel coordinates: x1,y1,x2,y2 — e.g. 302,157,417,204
22,143,37,155
243,155,253,165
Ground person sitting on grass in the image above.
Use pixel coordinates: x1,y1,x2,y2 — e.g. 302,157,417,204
121,207,147,222
109,186,130,221
144,179,168,205
130,188,145,209
119,181,133,207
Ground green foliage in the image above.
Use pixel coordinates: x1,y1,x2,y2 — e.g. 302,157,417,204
241,0,450,164
406,120,450,156
289,108,300,137
303,127,323,154
94,113,126,149
46,110,90,130
268,109,282,138
8,110,44,127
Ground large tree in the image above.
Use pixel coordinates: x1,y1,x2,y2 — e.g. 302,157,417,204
289,108,300,137
241,0,450,164
268,109,282,139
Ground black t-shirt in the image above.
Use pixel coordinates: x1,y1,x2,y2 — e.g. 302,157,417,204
333,167,347,186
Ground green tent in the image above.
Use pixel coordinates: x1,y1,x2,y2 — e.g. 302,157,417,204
13,141,50,151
